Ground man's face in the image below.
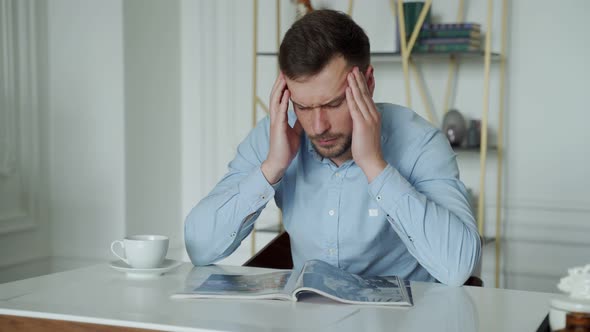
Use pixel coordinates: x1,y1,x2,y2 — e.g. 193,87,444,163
285,56,357,164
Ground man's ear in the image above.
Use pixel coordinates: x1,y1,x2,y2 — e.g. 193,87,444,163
364,65,375,96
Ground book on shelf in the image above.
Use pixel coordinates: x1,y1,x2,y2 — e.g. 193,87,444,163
414,43,481,53
172,259,413,307
422,22,481,31
419,29,481,39
419,37,480,46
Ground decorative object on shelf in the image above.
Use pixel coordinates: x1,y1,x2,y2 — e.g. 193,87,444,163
294,0,313,19
442,109,467,147
403,1,431,42
550,264,590,331
466,119,482,148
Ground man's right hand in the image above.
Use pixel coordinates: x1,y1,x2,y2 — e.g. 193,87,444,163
261,73,303,185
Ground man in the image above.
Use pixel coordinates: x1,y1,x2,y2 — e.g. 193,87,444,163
185,10,480,286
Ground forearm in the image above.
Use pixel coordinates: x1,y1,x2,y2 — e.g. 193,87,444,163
184,167,275,265
370,165,481,286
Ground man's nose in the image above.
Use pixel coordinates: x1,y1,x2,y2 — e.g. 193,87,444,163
312,108,330,135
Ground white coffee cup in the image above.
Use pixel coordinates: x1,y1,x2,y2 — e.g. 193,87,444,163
110,235,169,269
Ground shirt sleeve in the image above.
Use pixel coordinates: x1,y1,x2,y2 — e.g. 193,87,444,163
368,129,481,286
184,117,276,266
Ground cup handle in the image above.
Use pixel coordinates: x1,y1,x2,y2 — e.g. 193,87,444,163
110,240,129,265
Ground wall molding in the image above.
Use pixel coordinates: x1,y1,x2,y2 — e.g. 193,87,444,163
478,196,590,240
0,255,107,284
503,198,590,212
480,196,590,290
0,0,41,234
0,254,49,270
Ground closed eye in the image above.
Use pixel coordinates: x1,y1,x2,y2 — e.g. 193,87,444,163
326,99,344,108
292,94,345,111
293,103,312,111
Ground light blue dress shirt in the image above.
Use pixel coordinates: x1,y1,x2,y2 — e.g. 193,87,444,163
185,103,481,286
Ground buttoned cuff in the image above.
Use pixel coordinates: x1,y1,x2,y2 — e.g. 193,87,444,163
368,164,416,208
238,166,277,213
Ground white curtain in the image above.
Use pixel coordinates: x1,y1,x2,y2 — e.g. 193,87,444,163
0,0,17,177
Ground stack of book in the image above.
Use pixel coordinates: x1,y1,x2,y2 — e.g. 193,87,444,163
414,23,481,53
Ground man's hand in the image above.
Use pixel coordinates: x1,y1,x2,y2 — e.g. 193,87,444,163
261,73,303,185
346,67,387,183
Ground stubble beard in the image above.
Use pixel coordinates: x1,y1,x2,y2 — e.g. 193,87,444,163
310,133,353,160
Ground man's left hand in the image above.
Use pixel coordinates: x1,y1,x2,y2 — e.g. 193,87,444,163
346,67,387,183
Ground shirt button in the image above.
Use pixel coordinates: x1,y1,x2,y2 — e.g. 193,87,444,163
328,210,335,216
231,232,236,237
329,248,336,255
335,173,341,177
376,195,382,201
260,195,266,200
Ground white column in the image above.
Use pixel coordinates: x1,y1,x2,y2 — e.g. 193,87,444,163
123,0,183,248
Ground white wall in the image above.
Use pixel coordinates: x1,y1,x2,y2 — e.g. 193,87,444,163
123,0,183,250
47,0,126,260
1,0,279,281
499,0,590,291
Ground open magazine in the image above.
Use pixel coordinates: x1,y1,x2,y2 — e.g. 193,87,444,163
172,259,413,306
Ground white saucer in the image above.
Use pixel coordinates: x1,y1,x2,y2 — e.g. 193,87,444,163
110,259,183,279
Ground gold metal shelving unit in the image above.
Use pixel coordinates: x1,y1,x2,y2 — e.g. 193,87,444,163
395,0,508,288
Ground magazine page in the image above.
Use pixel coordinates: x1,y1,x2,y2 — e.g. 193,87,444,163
293,260,412,306
173,270,293,300
282,264,305,295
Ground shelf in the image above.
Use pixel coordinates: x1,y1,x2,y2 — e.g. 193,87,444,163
257,52,502,62
256,51,502,63
370,51,502,63
453,145,498,152
256,223,282,234
256,52,279,56
482,236,496,246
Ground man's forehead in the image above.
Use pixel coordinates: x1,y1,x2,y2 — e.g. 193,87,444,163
287,77,348,108
290,91,346,107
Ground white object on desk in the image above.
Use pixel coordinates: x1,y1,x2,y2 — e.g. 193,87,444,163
558,264,590,300
550,263,590,330
109,259,182,279
110,234,169,268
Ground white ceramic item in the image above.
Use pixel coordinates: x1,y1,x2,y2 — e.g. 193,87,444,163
110,259,182,279
550,264,590,331
110,235,169,269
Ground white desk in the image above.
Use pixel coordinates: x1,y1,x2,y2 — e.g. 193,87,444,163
0,263,553,331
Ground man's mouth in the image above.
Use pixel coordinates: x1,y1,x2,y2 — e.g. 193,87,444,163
316,137,338,147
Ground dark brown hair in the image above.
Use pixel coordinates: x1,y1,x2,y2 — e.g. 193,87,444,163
279,9,370,80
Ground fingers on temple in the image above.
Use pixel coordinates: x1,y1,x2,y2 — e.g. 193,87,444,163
353,67,379,121
346,86,362,122
279,89,290,113
354,67,370,96
348,71,370,120
271,75,287,112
